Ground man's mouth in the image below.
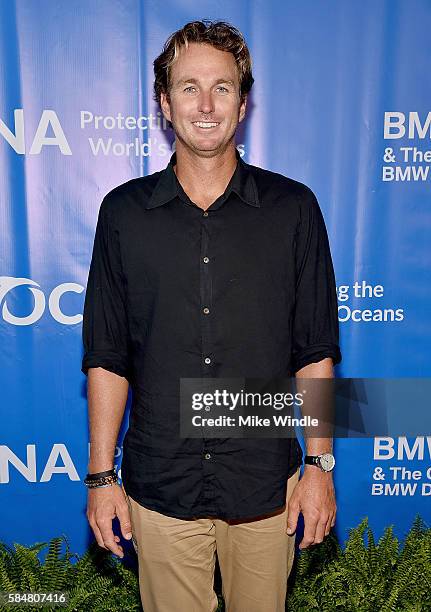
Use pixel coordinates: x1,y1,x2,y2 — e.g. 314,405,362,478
192,121,220,129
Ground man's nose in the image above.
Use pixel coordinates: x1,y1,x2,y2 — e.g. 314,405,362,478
197,91,215,115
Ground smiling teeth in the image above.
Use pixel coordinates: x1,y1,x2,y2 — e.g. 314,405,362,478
193,122,219,128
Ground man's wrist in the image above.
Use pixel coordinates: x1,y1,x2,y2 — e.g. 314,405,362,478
87,463,115,474
303,463,333,476
304,452,335,472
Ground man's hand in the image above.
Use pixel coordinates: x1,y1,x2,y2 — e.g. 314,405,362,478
286,466,336,548
86,483,133,558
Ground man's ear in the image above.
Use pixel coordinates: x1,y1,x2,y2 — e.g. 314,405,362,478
160,91,172,123
238,94,247,123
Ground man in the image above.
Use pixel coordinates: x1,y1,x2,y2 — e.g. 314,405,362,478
82,19,341,612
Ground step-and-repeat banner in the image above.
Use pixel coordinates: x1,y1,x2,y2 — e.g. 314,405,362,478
1,0,430,555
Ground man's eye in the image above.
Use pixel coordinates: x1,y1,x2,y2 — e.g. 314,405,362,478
184,86,196,92
217,86,229,92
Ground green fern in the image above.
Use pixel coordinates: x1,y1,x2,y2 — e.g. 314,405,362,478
286,515,431,611
0,536,142,612
0,516,429,612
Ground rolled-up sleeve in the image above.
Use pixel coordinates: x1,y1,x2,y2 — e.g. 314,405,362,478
81,196,132,381
291,186,342,373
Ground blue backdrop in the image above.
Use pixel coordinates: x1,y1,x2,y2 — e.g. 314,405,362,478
1,0,430,556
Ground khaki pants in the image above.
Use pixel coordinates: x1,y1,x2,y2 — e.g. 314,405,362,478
122,467,300,612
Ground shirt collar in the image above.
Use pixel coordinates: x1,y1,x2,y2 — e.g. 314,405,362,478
145,148,260,210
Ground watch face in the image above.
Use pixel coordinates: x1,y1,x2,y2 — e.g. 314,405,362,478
319,453,335,471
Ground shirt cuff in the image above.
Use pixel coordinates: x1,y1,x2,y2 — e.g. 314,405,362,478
81,350,131,381
292,342,342,374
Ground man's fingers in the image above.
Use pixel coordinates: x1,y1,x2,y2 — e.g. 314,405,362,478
116,503,133,540
299,512,318,549
325,509,336,535
89,519,124,557
330,509,336,529
98,519,124,557
286,501,300,535
89,521,108,550
313,518,327,544
86,487,132,557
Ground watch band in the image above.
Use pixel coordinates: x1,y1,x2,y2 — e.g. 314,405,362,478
304,453,335,472
304,455,320,467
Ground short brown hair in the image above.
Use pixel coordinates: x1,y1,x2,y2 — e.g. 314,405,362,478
153,19,254,106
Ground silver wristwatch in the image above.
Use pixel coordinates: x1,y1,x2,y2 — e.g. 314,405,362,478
304,452,335,472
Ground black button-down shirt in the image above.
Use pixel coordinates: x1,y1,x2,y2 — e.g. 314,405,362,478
81,149,341,520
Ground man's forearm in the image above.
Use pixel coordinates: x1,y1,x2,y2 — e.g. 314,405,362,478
87,367,129,473
295,357,334,457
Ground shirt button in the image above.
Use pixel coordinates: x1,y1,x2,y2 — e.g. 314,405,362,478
203,211,209,217
204,357,211,365
204,453,211,460
203,257,209,264
203,307,210,315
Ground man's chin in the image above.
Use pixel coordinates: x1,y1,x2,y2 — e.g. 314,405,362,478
174,130,235,156
189,136,235,156
186,142,224,156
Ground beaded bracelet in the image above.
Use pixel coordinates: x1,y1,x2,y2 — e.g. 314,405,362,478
84,472,118,488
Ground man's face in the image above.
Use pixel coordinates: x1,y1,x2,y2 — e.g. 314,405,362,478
160,42,247,157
